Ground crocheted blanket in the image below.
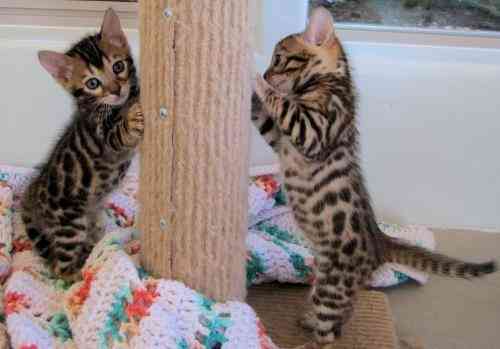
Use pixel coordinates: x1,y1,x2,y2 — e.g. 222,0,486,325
0,164,436,348
6,228,278,348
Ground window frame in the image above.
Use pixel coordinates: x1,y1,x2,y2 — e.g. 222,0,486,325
336,23,500,49
1,0,500,50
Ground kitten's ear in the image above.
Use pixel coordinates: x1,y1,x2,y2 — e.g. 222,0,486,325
101,8,127,48
303,7,336,46
38,51,73,82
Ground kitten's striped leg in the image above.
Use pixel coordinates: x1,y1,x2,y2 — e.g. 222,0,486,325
251,92,281,153
107,102,144,151
299,283,317,331
32,224,88,282
311,267,357,345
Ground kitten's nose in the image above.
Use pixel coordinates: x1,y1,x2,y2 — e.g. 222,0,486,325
110,86,121,96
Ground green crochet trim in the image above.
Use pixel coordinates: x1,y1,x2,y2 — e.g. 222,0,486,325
98,286,132,349
394,270,410,283
246,251,265,286
54,279,72,291
199,295,215,311
37,269,73,290
274,189,287,206
137,266,149,280
256,222,300,245
196,295,232,348
289,253,311,280
107,237,122,247
256,223,312,281
48,312,72,342
177,338,189,349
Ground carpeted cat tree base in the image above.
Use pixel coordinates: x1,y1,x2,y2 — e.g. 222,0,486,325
249,284,399,349
331,291,398,349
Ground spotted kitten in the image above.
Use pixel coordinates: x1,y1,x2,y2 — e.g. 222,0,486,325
253,7,496,347
21,8,143,281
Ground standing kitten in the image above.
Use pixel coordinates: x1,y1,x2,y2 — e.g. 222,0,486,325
21,8,143,281
253,7,496,347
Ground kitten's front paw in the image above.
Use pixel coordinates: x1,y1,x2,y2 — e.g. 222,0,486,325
123,102,144,148
254,73,271,102
126,102,144,135
251,92,264,119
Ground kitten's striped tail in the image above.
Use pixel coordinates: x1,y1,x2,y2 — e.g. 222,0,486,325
378,233,497,279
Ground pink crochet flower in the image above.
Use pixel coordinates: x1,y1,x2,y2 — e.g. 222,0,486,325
125,282,159,320
19,344,38,349
125,240,141,255
254,175,279,198
4,291,30,315
256,319,274,349
107,202,134,227
68,269,95,316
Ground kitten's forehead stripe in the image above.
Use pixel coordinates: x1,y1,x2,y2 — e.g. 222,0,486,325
67,35,105,69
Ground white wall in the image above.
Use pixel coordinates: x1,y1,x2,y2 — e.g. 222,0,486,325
1,6,500,230
349,42,500,231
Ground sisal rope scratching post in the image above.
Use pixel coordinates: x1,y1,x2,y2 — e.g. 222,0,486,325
138,0,250,301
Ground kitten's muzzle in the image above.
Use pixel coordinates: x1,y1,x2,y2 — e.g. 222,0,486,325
110,85,121,96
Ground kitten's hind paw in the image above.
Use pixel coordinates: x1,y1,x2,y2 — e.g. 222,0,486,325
298,310,316,331
52,261,84,285
55,270,83,285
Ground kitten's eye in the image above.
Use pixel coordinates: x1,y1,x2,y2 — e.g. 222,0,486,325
85,78,101,90
112,61,126,75
274,54,282,67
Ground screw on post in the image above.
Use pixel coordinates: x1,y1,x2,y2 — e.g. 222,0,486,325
163,7,173,18
159,107,168,120
159,218,167,231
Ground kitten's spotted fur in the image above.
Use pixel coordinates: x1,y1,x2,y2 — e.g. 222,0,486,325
253,7,496,347
21,9,143,281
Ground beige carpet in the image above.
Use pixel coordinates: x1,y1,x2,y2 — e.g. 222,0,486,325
248,229,500,349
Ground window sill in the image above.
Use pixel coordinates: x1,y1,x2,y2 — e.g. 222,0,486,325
0,0,138,28
337,23,500,49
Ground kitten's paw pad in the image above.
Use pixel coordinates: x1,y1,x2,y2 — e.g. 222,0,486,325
298,311,316,331
313,326,340,346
